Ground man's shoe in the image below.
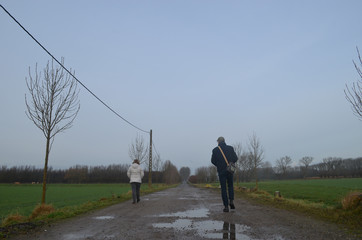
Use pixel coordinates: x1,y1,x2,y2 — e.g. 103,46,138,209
230,200,235,209
223,207,229,212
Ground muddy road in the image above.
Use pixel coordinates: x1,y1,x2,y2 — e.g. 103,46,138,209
11,183,357,240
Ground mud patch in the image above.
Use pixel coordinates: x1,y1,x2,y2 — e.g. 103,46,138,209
0,222,39,238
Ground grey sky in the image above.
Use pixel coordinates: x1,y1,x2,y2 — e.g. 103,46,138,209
1,1,361,174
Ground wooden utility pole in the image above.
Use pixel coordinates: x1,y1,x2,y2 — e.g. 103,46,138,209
148,129,152,187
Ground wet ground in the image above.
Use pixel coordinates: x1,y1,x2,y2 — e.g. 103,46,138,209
10,183,358,240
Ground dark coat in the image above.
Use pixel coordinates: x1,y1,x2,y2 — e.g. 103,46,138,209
211,142,238,174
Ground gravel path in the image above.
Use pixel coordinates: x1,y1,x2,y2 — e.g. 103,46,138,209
10,183,358,240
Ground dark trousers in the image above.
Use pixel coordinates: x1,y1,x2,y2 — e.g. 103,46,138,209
131,182,141,203
218,171,234,207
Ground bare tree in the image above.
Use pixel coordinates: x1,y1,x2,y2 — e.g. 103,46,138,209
345,47,362,120
208,165,218,182
248,133,264,189
128,134,148,168
275,156,293,177
195,166,209,183
323,157,343,177
162,160,180,184
179,166,191,182
152,153,163,171
25,59,80,204
299,156,313,178
233,142,242,185
238,150,253,182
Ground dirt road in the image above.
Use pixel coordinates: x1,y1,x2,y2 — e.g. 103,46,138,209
11,183,358,240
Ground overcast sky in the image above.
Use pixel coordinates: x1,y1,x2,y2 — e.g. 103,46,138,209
1,1,361,174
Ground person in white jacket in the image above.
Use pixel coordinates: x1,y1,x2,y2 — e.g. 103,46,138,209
127,159,144,204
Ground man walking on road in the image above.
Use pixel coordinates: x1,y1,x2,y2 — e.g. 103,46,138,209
211,136,238,212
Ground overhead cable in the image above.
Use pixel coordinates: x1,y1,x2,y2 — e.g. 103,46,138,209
0,4,149,134
152,142,160,158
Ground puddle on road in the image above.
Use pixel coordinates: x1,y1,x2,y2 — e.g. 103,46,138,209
93,216,115,220
196,220,252,240
63,233,115,240
159,208,209,218
153,219,254,240
153,208,252,239
153,208,287,240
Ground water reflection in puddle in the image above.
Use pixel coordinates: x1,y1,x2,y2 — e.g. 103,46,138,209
196,220,252,239
159,208,209,218
153,219,253,240
93,216,114,220
153,208,286,239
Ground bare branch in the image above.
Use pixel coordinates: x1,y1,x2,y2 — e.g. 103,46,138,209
128,135,149,166
248,132,264,189
25,59,80,140
345,47,362,120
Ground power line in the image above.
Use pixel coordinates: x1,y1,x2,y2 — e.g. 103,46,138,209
152,142,160,158
0,4,149,134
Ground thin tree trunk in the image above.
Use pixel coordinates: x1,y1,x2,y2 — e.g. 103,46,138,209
255,164,258,190
41,136,51,204
236,170,239,186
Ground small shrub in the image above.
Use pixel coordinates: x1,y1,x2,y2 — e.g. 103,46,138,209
341,192,361,210
30,204,55,219
2,213,27,226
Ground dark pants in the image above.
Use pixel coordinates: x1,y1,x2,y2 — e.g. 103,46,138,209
218,171,234,207
131,182,141,203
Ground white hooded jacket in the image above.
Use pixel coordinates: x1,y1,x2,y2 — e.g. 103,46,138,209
127,163,144,183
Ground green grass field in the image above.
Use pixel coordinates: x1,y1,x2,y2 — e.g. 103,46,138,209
0,183,147,221
1,179,361,226
235,178,362,208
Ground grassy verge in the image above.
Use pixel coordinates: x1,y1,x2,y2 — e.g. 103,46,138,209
0,183,138,219
0,183,177,238
196,179,361,236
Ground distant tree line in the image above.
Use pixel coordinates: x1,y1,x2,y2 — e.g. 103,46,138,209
190,157,362,184
0,161,185,184
189,133,361,185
